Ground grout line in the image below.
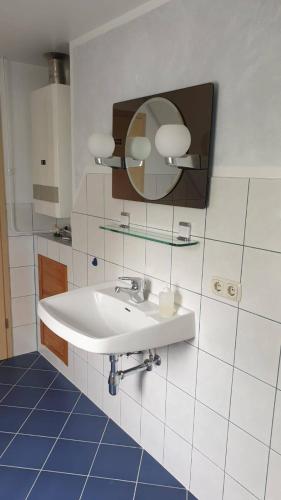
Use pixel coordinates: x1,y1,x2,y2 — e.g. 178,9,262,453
24,391,83,499
77,418,110,500
132,449,144,500
222,179,250,498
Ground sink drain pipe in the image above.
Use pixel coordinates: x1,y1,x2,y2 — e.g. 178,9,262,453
108,351,161,396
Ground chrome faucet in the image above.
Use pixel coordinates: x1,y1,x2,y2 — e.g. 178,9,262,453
115,277,145,303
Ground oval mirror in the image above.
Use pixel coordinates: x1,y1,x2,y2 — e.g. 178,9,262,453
125,97,183,200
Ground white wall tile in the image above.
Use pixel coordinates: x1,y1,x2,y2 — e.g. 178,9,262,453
193,401,228,468
104,261,123,281
87,216,105,258
87,173,105,217
12,295,35,327
73,354,88,393
88,352,104,375
224,475,257,500
120,356,142,404
164,426,192,489
103,377,121,425
47,240,60,261
123,200,146,227
206,178,248,244
145,240,171,283
245,179,281,252
37,236,48,258
241,247,281,322
147,203,173,231
72,250,88,287
9,235,34,267
124,235,145,273
230,369,275,445
202,240,243,305
142,370,166,422
235,310,281,386
197,350,232,418
59,244,73,283
71,212,88,253
10,266,35,298
226,424,268,498
120,392,141,444
190,449,224,500
266,450,281,500
73,175,87,214
13,324,37,356
104,174,123,221
168,342,198,397
88,255,105,285
173,206,206,238
104,230,124,266
271,390,281,455
200,297,237,364
87,365,104,410
171,239,204,293
165,382,194,443
173,286,201,345
141,408,164,464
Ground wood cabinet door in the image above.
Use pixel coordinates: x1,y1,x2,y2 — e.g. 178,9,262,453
38,254,68,364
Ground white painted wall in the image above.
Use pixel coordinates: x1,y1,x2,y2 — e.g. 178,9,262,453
71,0,281,189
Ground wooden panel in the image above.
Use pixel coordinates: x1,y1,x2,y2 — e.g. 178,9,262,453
0,112,13,360
112,83,214,208
38,254,68,364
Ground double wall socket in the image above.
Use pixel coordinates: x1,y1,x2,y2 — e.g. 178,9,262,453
211,276,242,302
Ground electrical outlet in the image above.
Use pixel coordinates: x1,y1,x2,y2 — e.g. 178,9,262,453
211,277,241,302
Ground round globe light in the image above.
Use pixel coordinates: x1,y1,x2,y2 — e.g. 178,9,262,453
155,124,191,158
88,133,115,158
127,137,151,161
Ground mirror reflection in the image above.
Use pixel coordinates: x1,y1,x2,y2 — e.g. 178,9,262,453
125,97,183,200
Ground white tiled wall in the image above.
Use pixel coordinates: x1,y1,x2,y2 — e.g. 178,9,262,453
35,174,281,500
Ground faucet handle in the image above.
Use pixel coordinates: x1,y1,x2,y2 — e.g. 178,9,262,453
118,276,143,290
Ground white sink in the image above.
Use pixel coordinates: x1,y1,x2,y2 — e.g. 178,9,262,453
38,281,195,354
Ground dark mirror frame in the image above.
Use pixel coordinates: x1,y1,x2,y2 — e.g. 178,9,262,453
112,82,214,209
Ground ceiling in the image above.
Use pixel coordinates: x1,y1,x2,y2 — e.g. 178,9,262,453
0,0,151,65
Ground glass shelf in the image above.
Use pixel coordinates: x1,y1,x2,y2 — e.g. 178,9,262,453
99,223,199,247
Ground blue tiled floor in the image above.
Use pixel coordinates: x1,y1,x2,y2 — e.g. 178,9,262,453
0,352,196,500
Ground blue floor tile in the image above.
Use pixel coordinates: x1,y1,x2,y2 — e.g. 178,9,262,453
74,394,105,416
82,477,135,500
31,356,57,372
102,420,139,447
0,432,14,455
37,389,80,412
44,438,98,475
0,385,12,401
91,444,142,481
61,413,107,442
2,352,39,369
0,367,26,385
0,434,55,468
17,369,57,388
0,406,31,432
1,386,45,408
135,483,186,500
28,471,85,500
139,451,184,488
0,465,37,500
20,409,68,437
50,373,79,391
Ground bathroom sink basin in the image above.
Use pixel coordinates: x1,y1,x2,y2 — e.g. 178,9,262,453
38,281,195,354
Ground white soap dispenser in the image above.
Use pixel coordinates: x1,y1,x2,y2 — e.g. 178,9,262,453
159,287,175,318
